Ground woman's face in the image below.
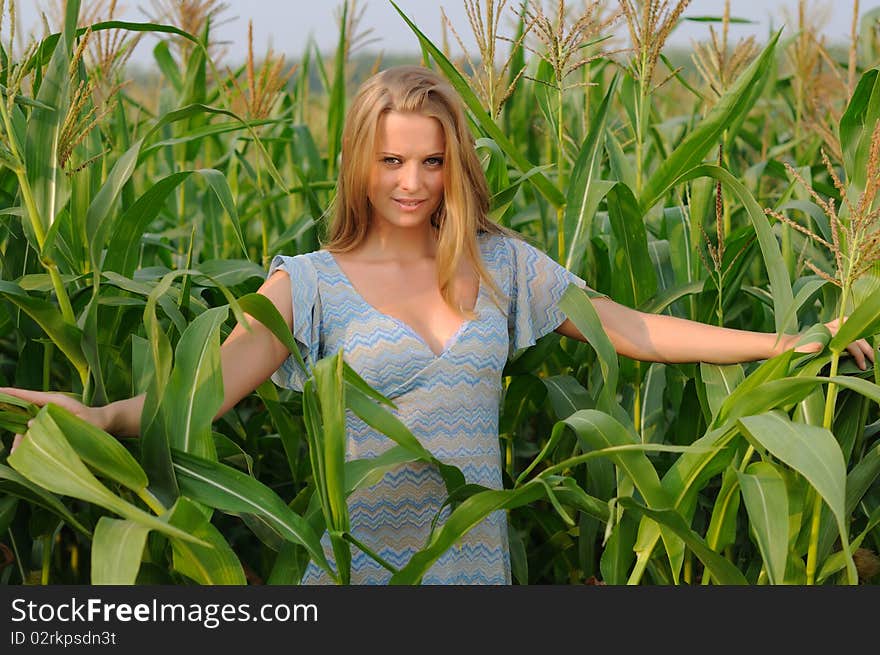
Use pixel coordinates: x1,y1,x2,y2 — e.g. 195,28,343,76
367,110,446,234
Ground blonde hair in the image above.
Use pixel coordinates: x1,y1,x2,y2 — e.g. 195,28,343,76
324,65,505,316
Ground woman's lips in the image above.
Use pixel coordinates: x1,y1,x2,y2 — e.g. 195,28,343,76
393,198,425,210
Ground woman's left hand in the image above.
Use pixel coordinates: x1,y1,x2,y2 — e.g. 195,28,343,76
792,317,876,371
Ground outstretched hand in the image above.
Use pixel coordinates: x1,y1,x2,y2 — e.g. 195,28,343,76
0,387,104,454
790,318,876,371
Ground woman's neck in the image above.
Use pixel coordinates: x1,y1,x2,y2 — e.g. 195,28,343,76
358,222,438,262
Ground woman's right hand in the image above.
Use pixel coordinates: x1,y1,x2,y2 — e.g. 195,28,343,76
0,387,108,453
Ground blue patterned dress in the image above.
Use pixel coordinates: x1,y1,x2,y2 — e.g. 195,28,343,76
268,232,586,584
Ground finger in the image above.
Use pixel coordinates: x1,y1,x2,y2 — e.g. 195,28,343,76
861,339,876,364
847,342,867,370
11,434,23,454
849,339,874,365
0,387,50,406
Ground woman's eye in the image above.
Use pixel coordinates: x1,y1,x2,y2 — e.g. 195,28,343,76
381,156,400,165
425,157,443,166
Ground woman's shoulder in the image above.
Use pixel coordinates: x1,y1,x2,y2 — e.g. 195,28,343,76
271,248,330,268
479,228,518,251
267,249,329,283
478,229,542,264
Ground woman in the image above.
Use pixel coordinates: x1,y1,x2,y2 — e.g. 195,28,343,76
2,66,874,584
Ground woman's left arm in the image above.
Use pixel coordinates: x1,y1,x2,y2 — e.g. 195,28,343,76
556,297,876,369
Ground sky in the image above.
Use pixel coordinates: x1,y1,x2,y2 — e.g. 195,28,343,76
13,0,880,68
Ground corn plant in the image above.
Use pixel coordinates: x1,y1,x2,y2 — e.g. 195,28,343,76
2,0,880,586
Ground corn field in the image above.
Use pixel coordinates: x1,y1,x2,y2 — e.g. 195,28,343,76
1,0,880,586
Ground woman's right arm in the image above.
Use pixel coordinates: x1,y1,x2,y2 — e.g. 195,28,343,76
4,269,295,442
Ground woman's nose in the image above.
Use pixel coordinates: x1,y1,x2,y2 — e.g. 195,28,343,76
398,161,421,190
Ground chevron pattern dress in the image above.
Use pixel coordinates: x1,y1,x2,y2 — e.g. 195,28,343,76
269,232,586,584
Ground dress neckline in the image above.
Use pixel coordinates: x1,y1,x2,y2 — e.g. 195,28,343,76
321,250,482,358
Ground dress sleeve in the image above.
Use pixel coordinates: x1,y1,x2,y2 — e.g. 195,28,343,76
506,236,593,354
267,253,321,392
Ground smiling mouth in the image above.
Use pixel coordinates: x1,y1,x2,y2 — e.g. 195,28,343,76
393,198,425,208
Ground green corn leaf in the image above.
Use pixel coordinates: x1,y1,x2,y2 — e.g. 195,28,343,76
490,165,557,220
640,362,666,444
389,481,547,584
550,476,610,523
817,503,880,584
0,391,38,433
44,403,148,493
562,410,672,509
824,375,880,404
718,374,880,432
0,281,88,383
663,164,795,334
8,409,203,545
140,270,203,506
845,443,880,517
618,497,748,585
557,285,626,421
79,289,108,405
32,22,200,57
311,352,351,583
342,361,395,407
477,138,510,200
0,392,40,412
700,363,745,420
302,381,329,520
718,377,821,426
0,413,29,434
90,517,150,585
152,40,182,90
640,30,780,213
828,283,880,353
84,138,142,274
839,67,880,193
167,496,247,585
138,103,287,192
600,516,638,585
713,350,793,425
703,466,743,558
163,306,228,459
23,0,79,247
775,278,828,340
737,411,855,583
103,171,193,276
0,496,18,537
237,292,307,373
561,409,681,579
0,463,91,537
344,446,421,494
140,118,279,158
255,381,303,482
197,169,248,260
605,125,637,192
607,182,658,308
542,375,594,420
326,0,347,179
193,260,266,288
736,462,789,585
345,381,465,495
533,60,557,148
171,449,333,579
266,542,309,585
638,280,705,314
628,422,740,584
